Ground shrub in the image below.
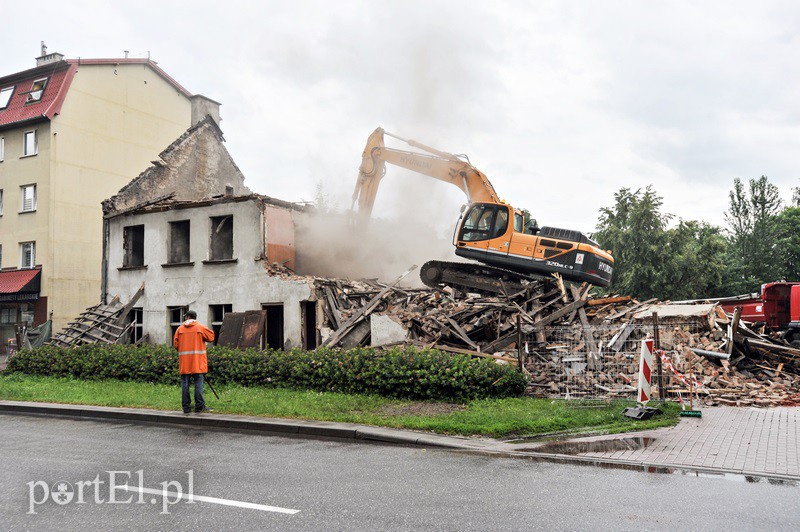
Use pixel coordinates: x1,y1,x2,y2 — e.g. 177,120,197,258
5,345,526,402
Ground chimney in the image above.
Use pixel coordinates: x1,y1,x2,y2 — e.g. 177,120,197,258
190,95,222,127
36,41,64,66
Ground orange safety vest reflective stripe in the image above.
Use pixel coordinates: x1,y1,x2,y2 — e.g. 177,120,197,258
173,320,215,375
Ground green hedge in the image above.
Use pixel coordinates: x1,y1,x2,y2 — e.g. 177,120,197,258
4,345,526,402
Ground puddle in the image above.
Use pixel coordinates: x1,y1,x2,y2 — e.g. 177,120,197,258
516,436,656,454
501,436,799,486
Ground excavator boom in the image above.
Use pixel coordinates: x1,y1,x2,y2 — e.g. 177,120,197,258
352,127,500,220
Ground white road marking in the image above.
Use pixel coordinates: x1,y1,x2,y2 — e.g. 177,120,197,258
122,485,300,514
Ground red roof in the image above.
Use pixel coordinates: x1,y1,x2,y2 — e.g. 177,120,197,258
0,267,41,294
0,63,76,129
0,57,195,130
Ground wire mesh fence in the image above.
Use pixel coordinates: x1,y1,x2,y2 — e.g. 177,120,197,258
523,321,703,401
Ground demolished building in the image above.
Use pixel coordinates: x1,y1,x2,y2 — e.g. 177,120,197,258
101,116,319,348
87,111,800,406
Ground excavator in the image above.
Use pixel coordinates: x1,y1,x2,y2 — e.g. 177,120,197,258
351,127,614,294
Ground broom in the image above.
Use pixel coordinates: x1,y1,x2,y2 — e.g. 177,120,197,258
205,376,231,403
680,348,702,418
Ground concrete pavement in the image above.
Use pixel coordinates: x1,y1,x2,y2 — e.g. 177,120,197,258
1,400,798,481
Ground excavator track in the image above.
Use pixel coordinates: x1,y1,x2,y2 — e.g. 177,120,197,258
420,260,548,295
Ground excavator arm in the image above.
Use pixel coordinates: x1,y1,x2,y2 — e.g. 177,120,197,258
351,127,501,221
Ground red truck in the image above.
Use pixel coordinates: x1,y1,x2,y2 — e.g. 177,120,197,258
717,282,800,347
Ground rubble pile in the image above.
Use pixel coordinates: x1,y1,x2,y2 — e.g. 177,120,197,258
267,263,800,406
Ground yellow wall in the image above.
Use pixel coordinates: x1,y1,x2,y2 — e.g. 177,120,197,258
0,123,52,276
44,63,192,329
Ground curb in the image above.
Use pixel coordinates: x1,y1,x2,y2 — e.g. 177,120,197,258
0,400,470,449
2,400,798,482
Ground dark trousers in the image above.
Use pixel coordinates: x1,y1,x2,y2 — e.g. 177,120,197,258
181,374,205,412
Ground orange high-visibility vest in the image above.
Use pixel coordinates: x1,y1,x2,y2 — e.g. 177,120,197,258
173,320,215,375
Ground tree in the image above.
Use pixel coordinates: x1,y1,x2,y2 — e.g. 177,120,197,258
594,187,727,300
777,207,800,281
722,176,783,293
664,221,727,299
594,187,672,299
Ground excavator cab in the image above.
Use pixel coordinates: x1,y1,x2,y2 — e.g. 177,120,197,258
453,202,614,288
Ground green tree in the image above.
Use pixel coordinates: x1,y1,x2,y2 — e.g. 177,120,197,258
722,176,783,293
777,207,800,281
664,221,728,299
594,187,672,299
594,187,727,300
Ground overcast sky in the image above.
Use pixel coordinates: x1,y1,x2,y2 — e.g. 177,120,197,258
5,1,800,235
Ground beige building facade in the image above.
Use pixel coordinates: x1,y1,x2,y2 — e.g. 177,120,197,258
0,50,219,350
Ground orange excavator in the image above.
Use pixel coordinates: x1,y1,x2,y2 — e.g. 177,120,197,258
351,127,614,294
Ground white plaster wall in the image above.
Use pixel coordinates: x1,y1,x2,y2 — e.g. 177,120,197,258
105,199,314,346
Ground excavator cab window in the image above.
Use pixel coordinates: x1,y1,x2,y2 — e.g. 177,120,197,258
459,204,509,242
514,213,524,233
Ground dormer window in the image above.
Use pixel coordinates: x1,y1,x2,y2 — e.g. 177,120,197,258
0,86,13,109
26,78,48,103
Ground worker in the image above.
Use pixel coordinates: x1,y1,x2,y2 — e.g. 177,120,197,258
173,310,215,413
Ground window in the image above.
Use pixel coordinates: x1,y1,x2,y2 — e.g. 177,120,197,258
0,308,16,324
20,241,35,268
1,136,4,161
209,304,232,345
122,225,145,267
23,130,37,156
20,184,36,212
0,87,14,109
209,215,233,260
168,220,191,264
129,308,144,344
0,189,3,215
26,78,47,103
168,306,189,341
458,204,510,242
20,306,34,326
514,213,524,233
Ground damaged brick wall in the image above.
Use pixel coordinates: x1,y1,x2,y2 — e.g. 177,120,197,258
102,116,250,216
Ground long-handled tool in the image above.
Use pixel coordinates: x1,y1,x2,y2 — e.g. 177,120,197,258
680,349,702,418
204,376,230,403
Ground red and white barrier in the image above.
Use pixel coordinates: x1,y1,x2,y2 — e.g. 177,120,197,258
637,339,654,404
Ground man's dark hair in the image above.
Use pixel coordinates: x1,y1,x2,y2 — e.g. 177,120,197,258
185,310,197,320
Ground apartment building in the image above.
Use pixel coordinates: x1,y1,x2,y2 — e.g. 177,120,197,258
0,47,219,350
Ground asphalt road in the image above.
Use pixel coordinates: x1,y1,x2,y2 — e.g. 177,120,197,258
1,414,797,531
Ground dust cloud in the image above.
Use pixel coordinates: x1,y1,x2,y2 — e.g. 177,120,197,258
294,209,459,286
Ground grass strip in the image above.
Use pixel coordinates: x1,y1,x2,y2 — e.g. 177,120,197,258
0,374,680,438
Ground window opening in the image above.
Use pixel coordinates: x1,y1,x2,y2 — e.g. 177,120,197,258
26,78,48,103
23,130,37,156
20,184,36,212
0,87,13,109
209,215,233,260
168,306,189,341
123,225,145,267
129,308,143,344
210,304,233,345
20,241,35,268
168,220,191,263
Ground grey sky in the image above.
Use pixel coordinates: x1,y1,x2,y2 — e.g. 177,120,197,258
6,1,800,235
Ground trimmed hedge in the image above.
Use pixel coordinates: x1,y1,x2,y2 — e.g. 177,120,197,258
4,345,526,401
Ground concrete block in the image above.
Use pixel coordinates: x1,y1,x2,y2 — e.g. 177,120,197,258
370,313,408,347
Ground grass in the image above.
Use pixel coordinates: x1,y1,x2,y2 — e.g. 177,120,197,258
0,373,681,439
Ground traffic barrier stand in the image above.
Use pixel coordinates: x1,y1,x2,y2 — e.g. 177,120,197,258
623,339,661,420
